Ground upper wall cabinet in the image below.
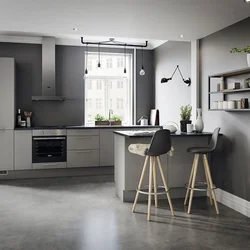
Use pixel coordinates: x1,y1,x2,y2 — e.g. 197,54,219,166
0,58,15,129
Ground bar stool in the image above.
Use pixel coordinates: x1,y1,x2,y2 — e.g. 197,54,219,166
184,127,220,214
130,129,174,221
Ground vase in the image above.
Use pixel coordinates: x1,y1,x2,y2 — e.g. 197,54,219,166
195,108,204,133
180,120,191,133
247,54,250,67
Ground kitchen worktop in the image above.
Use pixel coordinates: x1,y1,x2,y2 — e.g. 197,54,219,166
14,125,162,130
113,130,214,138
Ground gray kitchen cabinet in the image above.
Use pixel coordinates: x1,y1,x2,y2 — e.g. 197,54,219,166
0,129,14,171
0,58,15,129
14,130,32,170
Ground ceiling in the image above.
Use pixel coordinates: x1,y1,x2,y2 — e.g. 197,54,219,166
0,0,250,48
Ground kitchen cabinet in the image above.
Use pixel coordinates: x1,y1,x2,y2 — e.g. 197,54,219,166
0,129,14,171
0,58,15,129
14,130,32,170
67,129,100,168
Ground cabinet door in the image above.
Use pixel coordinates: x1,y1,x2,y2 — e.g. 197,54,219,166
100,129,115,166
14,130,32,170
0,129,14,170
0,58,15,129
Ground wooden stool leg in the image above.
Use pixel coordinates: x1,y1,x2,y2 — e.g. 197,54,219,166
147,157,153,221
203,154,219,215
153,157,158,208
157,156,174,216
184,154,197,205
187,154,199,214
132,156,149,212
202,155,213,206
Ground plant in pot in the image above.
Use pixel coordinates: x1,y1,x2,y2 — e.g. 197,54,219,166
231,46,250,67
180,105,192,132
94,114,109,125
111,115,122,125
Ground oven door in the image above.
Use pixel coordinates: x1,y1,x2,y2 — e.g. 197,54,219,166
32,136,67,163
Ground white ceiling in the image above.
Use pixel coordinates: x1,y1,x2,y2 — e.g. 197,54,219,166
0,0,250,48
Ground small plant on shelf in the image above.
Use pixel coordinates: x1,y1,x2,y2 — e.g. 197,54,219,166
180,105,192,132
231,46,250,67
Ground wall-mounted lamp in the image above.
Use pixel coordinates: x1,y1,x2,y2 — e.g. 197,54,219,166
161,65,191,86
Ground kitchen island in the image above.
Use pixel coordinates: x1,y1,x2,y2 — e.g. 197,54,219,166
114,130,214,202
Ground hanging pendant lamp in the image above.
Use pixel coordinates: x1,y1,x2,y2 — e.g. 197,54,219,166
139,47,145,76
85,43,88,75
124,44,127,74
97,43,101,69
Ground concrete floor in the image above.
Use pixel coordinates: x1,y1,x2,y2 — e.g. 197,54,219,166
0,178,250,250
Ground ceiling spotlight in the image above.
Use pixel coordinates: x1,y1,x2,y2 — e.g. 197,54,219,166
73,28,78,31
180,34,184,38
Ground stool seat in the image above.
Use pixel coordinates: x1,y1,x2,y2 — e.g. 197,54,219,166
187,147,212,154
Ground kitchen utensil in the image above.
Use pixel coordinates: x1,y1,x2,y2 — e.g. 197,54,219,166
164,121,178,133
137,116,148,126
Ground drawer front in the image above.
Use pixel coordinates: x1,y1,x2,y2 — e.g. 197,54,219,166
67,135,99,150
67,150,99,168
67,129,99,136
32,162,67,170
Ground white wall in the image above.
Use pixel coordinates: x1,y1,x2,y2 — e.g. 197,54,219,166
154,41,191,126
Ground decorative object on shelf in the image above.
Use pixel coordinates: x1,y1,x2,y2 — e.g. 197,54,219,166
243,77,250,88
164,121,178,133
195,108,204,133
81,37,148,74
228,100,235,110
139,47,146,76
180,105,192,132
186,123,193,133
220,77,225,91
223,101,228,110
213,101,218,109
231,46,250,67
24,111,32,127
241,98,249,109
228,82,240,90
217,84,220,92
218,101,223,109
161,65,191,86
237,100,241,109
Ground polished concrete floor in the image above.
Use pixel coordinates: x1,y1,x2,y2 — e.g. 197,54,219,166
1,178,250,250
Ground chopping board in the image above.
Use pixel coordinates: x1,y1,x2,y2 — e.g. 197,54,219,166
150,109,159,125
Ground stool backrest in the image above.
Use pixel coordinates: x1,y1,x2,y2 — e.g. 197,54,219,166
146,129,171,156
209,127,220,151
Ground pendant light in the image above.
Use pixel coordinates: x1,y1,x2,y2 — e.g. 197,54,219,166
97,43,101,69
84,43,88,75
139,47,145,76
124,44,127,74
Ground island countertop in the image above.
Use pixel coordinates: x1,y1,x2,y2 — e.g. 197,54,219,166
113,130,214,138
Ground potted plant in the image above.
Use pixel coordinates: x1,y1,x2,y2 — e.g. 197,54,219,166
180,105,192,132
231,46,250,67
111,115,122,125
94,114,109,125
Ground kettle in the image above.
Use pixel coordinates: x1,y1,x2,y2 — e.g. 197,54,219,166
137,116,148,126
164,121,178,133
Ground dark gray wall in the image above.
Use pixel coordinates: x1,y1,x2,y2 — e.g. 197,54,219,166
200,17,250,201
153,41,191,125
0,42,154,126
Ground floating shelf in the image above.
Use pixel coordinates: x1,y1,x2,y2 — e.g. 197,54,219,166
209,68,250,78
210,109,250,112
209,88,250,94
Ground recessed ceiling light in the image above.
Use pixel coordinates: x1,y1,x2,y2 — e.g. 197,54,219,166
245,0,250,2
73,28,78,31
180,35,184,38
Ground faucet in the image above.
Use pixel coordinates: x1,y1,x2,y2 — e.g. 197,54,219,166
108,109,113,125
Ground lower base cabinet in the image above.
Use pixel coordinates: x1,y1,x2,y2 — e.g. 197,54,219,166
0,129,14,171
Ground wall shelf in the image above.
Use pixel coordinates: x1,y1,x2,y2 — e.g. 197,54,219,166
209,88,250,94
209,68,250,78
210,109,250,112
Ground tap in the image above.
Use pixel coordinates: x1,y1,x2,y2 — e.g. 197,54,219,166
109,109,113,121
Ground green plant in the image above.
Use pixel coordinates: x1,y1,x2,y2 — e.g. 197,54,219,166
111,115,121,122
231,46,250,54
180,105,192,121
94,114,106,121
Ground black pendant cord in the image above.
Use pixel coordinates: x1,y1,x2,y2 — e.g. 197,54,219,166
85,43,88,74
124,44,127,74
98,43,101,67
81,37,148,48
141,47,144,69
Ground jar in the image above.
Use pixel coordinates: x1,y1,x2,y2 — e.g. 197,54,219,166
213,101,218,109
237,100,241,109
218,101,223,109
228,100,235,109
223,101,228,110
20,120,26,127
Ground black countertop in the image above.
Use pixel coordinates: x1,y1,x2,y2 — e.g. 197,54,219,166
113,130,214,138
15,125,162,130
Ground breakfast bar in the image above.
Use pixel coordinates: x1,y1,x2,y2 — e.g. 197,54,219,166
114,130,214,202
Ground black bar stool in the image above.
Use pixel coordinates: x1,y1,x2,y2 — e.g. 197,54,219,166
131,129,174,221
184,127,220,214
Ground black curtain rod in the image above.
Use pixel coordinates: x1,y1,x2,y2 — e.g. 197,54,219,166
81,37,148,48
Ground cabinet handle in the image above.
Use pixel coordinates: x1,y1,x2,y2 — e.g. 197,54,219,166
41,163,59,167
75,137,92,140
74,151,92,154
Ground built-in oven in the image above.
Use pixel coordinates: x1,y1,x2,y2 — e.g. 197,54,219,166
32,129,67,169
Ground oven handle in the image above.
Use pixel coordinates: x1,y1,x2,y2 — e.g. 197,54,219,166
33,137,66,140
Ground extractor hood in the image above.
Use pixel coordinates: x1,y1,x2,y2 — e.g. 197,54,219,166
32,37,65,101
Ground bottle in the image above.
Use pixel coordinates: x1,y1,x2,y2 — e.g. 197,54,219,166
195,108,204,133
17,109,22,127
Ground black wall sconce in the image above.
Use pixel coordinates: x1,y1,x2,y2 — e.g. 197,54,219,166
161,65,191,86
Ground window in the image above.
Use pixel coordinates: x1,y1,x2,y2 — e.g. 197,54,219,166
88,80,92,90
87,61,92,71
117,57,124,68
106,58,112,69
96,98,102,109
84,52,133,125
117,80,124,89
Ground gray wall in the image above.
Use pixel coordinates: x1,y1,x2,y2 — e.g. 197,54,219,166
200,17,250,201
0,43,154,126
154,41,191,125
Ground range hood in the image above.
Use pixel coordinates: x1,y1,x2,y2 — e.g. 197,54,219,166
32,37,65,101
